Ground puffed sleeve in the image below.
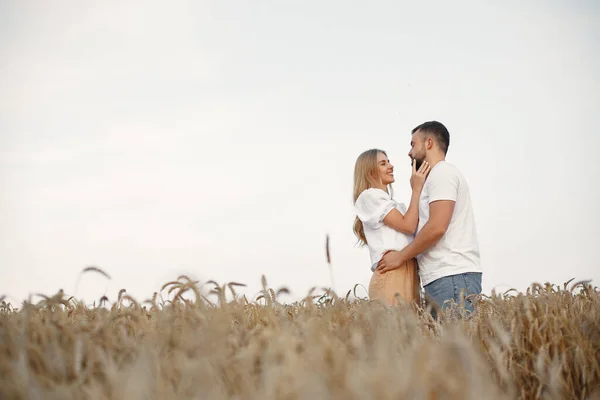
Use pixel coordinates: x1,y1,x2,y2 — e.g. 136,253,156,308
354,189,396,228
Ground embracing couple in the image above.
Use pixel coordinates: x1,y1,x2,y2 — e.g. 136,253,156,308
353,121,482,316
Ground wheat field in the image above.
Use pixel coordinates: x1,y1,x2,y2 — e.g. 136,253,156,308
0,272,599,400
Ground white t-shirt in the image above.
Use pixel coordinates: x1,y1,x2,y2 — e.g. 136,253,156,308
416,161,482,286
354,188,414,272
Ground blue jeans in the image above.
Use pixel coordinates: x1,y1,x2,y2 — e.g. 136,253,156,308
424,272,482,318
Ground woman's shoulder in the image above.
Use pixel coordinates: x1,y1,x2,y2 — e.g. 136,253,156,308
356,188,390,202
355,188,395,214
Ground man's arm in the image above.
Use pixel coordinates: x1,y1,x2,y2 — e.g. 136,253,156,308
376,200,455,273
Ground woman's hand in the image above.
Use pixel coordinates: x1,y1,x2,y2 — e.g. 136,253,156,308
409,159,431,192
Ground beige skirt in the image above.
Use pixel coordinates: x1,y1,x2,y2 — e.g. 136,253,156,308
368,258,421,306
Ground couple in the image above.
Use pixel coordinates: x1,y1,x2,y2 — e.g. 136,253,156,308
353,121,482,316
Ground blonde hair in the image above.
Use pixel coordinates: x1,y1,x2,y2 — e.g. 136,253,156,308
352,149,392,246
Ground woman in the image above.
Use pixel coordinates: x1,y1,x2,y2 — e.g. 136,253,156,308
353,149,430,306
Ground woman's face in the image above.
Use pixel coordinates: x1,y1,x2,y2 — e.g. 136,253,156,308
375,152,394,186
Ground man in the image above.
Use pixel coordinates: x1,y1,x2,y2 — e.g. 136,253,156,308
376,121,482,316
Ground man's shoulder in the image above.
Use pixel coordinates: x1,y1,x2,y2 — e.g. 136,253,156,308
436,160,460,172
429,161,462,181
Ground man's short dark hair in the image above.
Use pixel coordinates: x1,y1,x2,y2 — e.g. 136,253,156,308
411,121,450,155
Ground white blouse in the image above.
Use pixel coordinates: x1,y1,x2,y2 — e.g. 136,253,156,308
354,188,414,272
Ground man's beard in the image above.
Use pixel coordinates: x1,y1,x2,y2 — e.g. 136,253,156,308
413,157,425,171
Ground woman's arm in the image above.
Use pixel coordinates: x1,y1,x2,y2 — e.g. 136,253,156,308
382,188,422,235
381,160,430,235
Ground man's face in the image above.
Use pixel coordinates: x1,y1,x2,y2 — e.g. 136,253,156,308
408,130,427,170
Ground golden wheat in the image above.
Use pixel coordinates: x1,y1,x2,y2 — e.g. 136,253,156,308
0,276,598,400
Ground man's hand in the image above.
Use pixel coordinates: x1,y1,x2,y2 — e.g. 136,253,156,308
376,250,406,273
379,200,455,272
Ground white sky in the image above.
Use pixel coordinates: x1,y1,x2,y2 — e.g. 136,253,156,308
1,0,599,305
